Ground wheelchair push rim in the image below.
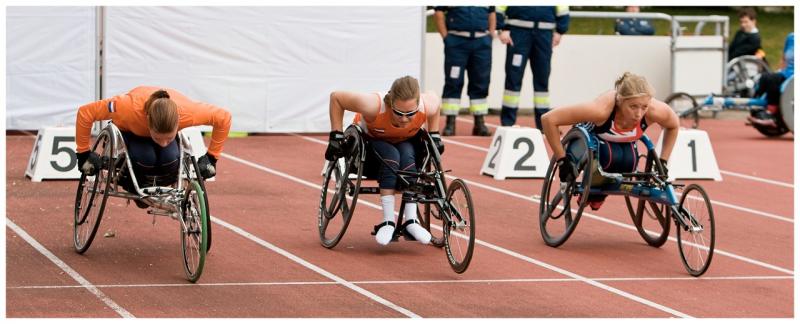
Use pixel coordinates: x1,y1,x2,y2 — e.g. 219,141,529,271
539,128,592,247
181,180,208,283
73,128,114,254
625,152,671,248
676,184,715,277
318,126,363,248
443,178,475,274
419,134,446,248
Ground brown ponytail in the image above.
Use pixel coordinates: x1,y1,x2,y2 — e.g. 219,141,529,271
383,75,420,107
614,72,655,101
144,89,178,134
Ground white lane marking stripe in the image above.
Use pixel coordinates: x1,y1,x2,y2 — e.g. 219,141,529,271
456,116,795,188
209,205,418,316
9,275,792,289
222,151,692,318
6,218,135,318
293,134,794,275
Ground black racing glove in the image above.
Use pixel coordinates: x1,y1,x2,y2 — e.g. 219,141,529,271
430,132,445,154
659,158,669,177
325,130,346,161
77,151,101,176
557,156,578,183
197,153,217,179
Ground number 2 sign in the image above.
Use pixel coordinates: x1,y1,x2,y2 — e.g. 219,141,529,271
480,126,550,180
25,127,81,182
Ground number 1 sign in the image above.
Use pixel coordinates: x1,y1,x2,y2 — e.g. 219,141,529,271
25,127,81,181
655,128,722,181
480,126,550,180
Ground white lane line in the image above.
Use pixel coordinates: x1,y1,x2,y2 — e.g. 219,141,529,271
293,134,794,275
6,218,135,318
9,275,792,289
209,215,420,318
222,151,692,318
719,170,793,188
456,116,795,188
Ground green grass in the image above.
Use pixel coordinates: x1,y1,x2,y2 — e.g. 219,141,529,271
426,6,794,67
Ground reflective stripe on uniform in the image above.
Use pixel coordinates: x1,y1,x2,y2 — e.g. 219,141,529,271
469,98,488,114
538,22,556,30
507,19,556,30
506,19,534,28
534,92,550,108
448,30,489,38
503,90,520,108
442,99,461,114
556,5,570,16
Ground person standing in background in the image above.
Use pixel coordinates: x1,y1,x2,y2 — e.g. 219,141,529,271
435,6,496,136
498,6,570,130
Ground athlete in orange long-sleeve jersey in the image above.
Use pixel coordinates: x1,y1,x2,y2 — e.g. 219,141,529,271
76,86,231,204
326,76,443,246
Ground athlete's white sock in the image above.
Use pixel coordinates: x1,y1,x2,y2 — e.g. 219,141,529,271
403,202,431,244
376,195,396,245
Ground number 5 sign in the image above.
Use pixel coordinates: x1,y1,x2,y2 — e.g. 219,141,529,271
480,126,550,180
25,127,81,182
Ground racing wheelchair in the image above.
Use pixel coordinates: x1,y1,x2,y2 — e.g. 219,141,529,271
666,73,793,137
539,125,715,276
318,124,476,273
73,122,211,282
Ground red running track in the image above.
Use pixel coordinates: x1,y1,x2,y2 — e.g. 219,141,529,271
5,116,793,317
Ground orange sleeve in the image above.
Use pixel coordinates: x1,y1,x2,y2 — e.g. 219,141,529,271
74,93,133,153
180,100,232,159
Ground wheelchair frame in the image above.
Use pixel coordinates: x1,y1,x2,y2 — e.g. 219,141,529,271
539,125,716,276
73,122,210,282
318,124,476,274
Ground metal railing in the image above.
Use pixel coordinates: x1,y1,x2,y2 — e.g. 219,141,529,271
425,9,731,96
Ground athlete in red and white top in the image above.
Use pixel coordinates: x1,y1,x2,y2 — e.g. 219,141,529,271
326,76,443,246
541,72,679,210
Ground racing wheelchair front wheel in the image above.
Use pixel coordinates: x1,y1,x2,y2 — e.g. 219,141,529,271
442,179,475,274
181,179,208,283
74,127,115,254
318,126,363,248
539,127,593,248
676,184,715,277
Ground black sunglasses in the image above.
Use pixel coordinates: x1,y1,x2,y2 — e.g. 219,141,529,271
391,100,419,118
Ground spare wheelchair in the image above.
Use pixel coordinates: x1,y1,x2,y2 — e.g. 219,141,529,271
73,122,211,282
539,125,715,276
318,124,476,273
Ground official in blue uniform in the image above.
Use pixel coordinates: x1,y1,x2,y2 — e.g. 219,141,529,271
498,6,570,129
435,6,496,136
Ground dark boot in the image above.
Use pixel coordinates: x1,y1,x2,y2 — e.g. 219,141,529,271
472,115,491,136
443,115,456,136
534,108,548,130
500,107,517,126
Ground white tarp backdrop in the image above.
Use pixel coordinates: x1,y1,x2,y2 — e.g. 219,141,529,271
6,7,98,130
103,6,424,132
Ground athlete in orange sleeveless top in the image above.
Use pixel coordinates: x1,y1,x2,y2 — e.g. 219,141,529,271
541,72,679,210
75,86,231,203
326,76,443,246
